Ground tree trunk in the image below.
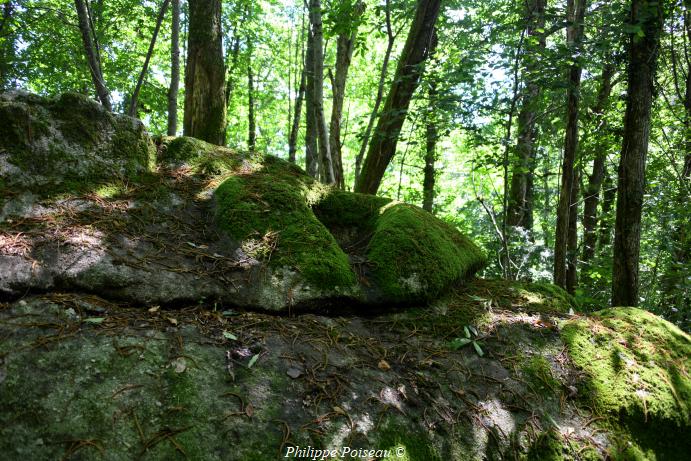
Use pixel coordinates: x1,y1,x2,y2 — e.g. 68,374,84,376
224,36,241,108
329,1,365,189
289,70,306,164
582,63,615,263
304,23,319,178
422,30,439,213
0,1,15,89
308,0,335,184
554,0,586,288
74,0,111,110
129,0,170,117
506,0,546,230
167,0,180,135
354,0,441,194
566,168,580,293
183,0,226,145
247,49,256,153
354,0,394,185
611,0,664,306
598,173,615,251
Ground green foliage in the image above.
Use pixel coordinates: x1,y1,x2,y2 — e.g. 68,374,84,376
562,308,691,458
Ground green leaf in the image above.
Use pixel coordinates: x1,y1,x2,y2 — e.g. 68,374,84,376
223,331,238,341
450,337,472,350
463,326,471,338
84,317,105,324
247,354,259,368
473,342,484,357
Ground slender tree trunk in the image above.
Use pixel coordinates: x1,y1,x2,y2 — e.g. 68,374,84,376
183,0,226,145
354,0,394,185
355,0,442,194
247,49,256,153
308,0,335,184
289,69,306,164
612,0,664,306
167,0,180,135
329,1,365,189
507,0,546,230
422,30,439,213
554,0,586,288
74,0,111,110
304,24,319,178
582,63,615,263
224,36,241,108
566,169,580,292
0,1,15,89
129,0,170,117
598,173,615,251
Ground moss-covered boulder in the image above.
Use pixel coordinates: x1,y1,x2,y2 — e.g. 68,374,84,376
0,91,154,197
562,308,691,459
212,152,486,308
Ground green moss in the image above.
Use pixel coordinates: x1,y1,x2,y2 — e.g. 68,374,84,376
522,356,560,395
520,282,579,313
367,202,486,301
159,136,241,176
376,418,440,461
527,430,564,461
562,308,691,459
214,156,356,290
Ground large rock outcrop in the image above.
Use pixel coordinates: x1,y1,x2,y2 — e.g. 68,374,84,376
0,94,485,310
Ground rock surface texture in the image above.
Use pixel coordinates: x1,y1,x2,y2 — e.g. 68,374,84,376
0,93,689,460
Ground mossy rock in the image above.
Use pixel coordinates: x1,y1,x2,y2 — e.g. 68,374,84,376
562,308,691,459
213,155,486,308
0,91,154,197
157,135,242,176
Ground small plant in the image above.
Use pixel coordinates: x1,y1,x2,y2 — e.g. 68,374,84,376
449,325,484,357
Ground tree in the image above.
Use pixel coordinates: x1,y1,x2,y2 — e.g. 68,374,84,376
167,0,180,135
354,0,395,185
129,0,170,117
506,0,547,230
582,62,615,264
183,0,226,145
612,0,665,306
422,29,438,213
355,0,442,194
74,0,111,110
308,0,335,184
554,0,587,290
329,1,365,189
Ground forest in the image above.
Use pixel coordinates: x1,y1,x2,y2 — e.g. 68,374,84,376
1,0,689,325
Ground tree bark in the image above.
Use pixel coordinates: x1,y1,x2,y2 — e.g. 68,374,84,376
183,0,226,145
354,0,394,185
554,0,586,288
308,0,335,184
506,0,546,230
582,63,615,263
611,0,664,306
247,48,256,153
598,173,615,251
304,23,319,178
74,0,111,110
167,0,180,135
0,1,15,89
129,0,170,117
289,69,306,164
566,168,580,292
354,0,441,195
422,30,439,213
329,1,365,189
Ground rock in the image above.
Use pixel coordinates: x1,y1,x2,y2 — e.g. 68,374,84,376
0,91,154,195
0,95,485,311
562,307,691,459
